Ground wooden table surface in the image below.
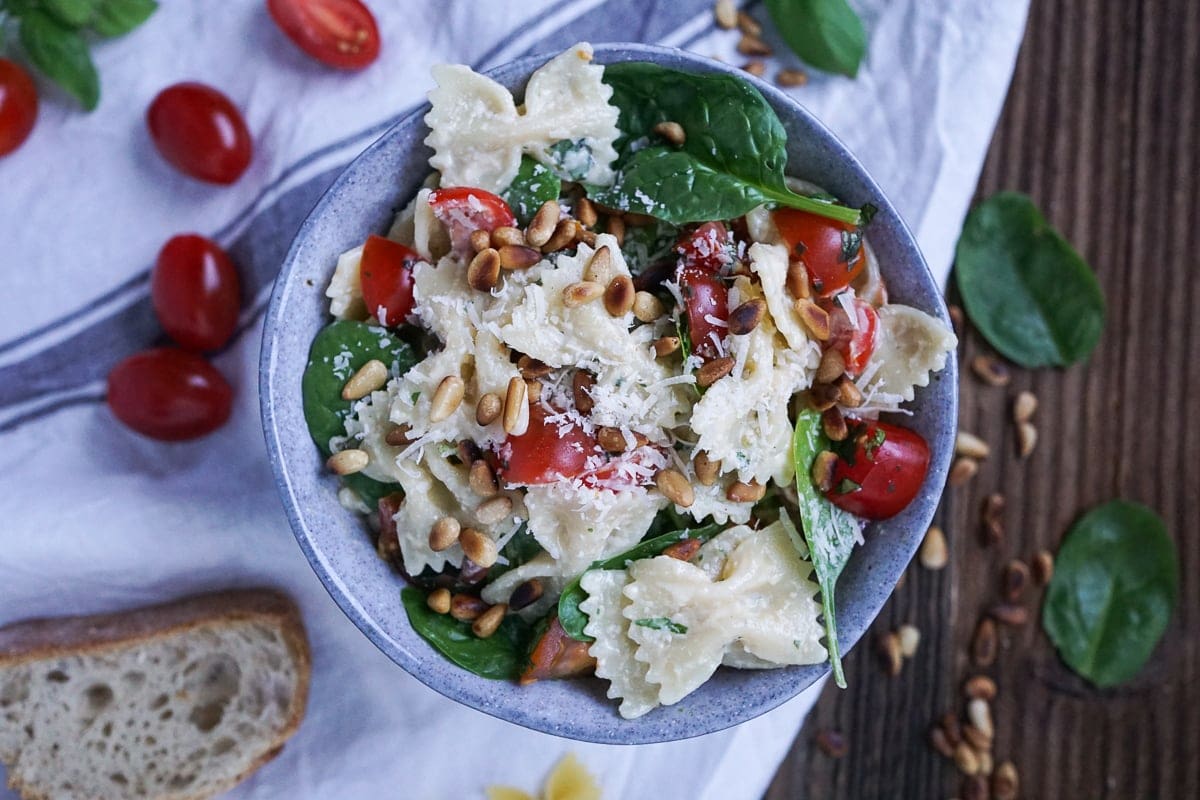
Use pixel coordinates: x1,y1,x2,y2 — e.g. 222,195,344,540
765,0,1199,797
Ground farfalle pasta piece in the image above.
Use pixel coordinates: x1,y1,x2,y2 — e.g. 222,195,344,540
424,43,619,193
580,570,659,719
862,304,958,402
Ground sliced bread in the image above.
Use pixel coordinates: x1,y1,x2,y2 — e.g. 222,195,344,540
0,589,310,800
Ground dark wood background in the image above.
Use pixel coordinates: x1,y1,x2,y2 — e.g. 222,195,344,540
766,0,1199,797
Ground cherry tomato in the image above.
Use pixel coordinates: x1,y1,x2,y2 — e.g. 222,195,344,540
678,265,729,361
676,221,735,273
360,235,419,327
0,59,37,157
267,0,380,70
495,405,601,485
427,187,517,256
773,208,864,297
107,349,233,441
147,83,252,184
824,419,929,519
827,296,879,376
151,235,241,352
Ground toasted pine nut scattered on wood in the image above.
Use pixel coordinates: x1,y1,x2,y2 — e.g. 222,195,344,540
971,617,998,667
1013,389,1038,423
967,698,994,739
776,68,809,87
604,275,635,316
655,468,695,508
327,449,369,475
341,359,388,400
948,457,979,486
503,376,527,434
472,603,508,638
919,525,948,569
460,528,498,568
929,726,956,759
632,291,665,322
971,354,1010,386
898,624,921,658
526,201,560,247
1032,549,1055,585
426,587,452,614
955,430,991,459
653,120,687,146
989,602,1029,627
693,451,720,486
1016,421,1038,457
814,729,849,758
1001,559,1030,602
429,375,465,422
467,247,501,291
954,742,981,776
878,632,903,676
964,675,997,701
714,0,737,29
992,761,1020,800
428,516,461,551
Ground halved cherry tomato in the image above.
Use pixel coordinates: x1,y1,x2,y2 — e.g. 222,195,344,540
360,235,419,327
827,296,879,376
678,265,728,361
147,83,252,184
427,187,517,256
774,208,863,297
152,235,241,352
267,0,380,70
0,59,38,157
107,349,233,441
676,221,735,273
824,419,929,519
494,405,601,486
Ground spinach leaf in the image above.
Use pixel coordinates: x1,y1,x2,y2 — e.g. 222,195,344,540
401,587,535,680
955,192,1106,368
545,139,595,181
593,63,861,226
765,0,867,78
301,320,414,456
791,408,862,688
634,617,688,634
487,524,543,581
557,523,723,642
616,217,679,274
502,156,561,226
1042,501,1176,688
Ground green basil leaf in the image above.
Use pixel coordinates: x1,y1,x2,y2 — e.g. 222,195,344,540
301,320,415,457
501,156,560,227
792,408,862,688
19,9,100,110
954,192,1106,367
487,524,543,582
634,617,687,634
765,0,867,78
557,522,723,642
401,587,535,680
1042,500,1176,688
90,0,157,37
40,0,99,28
595,63,861,226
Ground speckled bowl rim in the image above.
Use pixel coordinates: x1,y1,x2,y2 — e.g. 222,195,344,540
260,43,958,745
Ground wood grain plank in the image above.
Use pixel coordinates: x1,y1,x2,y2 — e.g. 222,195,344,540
765,0,1199,796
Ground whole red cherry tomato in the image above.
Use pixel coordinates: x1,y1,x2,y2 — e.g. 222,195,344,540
267,0,381,70
495,405,601,486
107,349,233,441
824,419,929,519
427,187,517,256
147,83,252,184
152,235,241,351
360,235,419,327
827,296,879,376
773,208,864,297
0,59,38,157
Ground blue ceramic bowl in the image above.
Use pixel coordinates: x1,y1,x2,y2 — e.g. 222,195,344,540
260,43,957,744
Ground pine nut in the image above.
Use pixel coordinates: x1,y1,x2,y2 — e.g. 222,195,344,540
503,377,527,434
509,578,544,611
1013,390,1038,423
597,426,629,453
992,761,1019,800
814,728,849,758
971,354,1010,386
491,226,526,248
576,197,598,227
941,712,963,746
526,201,560,247
811,450,838,492
822,406,848,441
476,392,502,425
1002,559,1030,602
653,120,686,146
577,227,598,247
653,336,681,357
714,0,737,29
989,602,1028,627
948,457,979,486
605,275,635,316
836,376,864,407
655,468,694,508
1016,421,1038,457
584,245,613,284
498,244,542,270
968,698,994,739
955,430,991,460
469,228,491,253
632,291,664,322
429,375,465,422
816,348,846,384
737,33,771,56
795,299,831,340
727,298,766,335
327,449,368,475
929,726,956,759
954,742,981,776
964,675,997,701
809,382,841,412
786,261,811,299
981,493,1005,545
426,587,452,614
460,528,498,568
607,215,626,246
963,724,991,753
964,775,989,800
563,280,604,307
919,525,948,569
878,632,903,676
449,593,487,622
542,218,578,252
727,480,765,503
1032,550,1055,585
697,356,735,387
977,750,995,777
693,451,720,486
341,359,388,400
898,624,921,657
468,459,499,497
475,495,513,526
516,355,552,378
428,516,461,551
572,371,595,415
776,68,809,87
737,10,762,35
472,603,507,638
948,303,964,333
971,617,997,667
525,378,543,403
467,248,501,291
385,423,413,447
742,60,766,77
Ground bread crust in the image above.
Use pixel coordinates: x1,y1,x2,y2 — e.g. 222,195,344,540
0,589,312,800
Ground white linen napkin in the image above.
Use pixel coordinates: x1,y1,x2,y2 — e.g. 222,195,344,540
0,1,1028,797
